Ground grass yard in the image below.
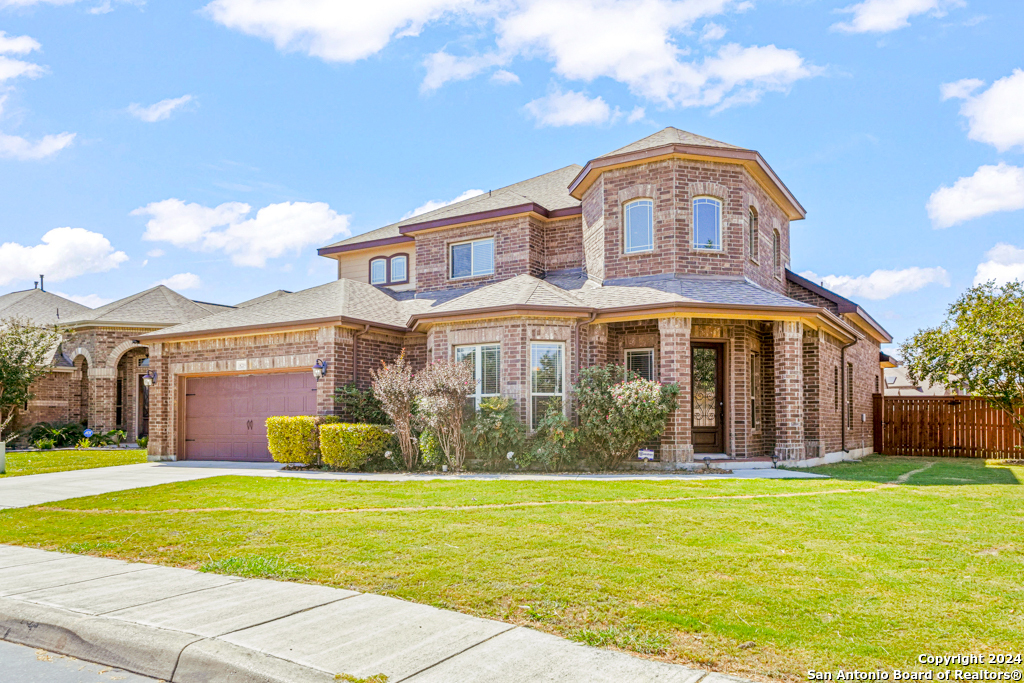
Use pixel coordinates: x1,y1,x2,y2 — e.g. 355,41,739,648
0,448,147,478
0,456,1021,681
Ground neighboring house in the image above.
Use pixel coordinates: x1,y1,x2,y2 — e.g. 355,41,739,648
4,285,233,442
141,127,891,466
883,366,963,397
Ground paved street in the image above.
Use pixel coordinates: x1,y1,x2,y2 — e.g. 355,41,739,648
0,639,159,682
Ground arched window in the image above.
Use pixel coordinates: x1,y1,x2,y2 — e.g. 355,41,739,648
623,199,653,253
370,258,387,285
773,229,781,278
390,255,408,283
693,197,722,250
748,207,758,261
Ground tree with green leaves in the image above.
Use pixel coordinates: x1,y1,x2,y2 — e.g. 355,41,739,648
0,317,67,443
900,280,1024,443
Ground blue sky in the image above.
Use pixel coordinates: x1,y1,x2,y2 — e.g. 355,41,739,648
0,0,1022,349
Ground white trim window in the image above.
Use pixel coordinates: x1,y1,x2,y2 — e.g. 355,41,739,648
625,348,655,381
623,198,654,253
748,207,759,262
455,344,501,409
530,342,564,429
451,238,495,279
750,351,761,430
773,229,782,279
390,255,408,283
370,258,387,285
693,196,722,250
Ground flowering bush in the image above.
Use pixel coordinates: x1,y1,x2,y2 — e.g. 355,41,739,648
465,397,527,470
413,359,474,471
575,364,679,470
528,396,578,471
371,351,418,470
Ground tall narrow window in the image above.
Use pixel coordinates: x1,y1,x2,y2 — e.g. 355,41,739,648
625,348,654,381
370,258,387,285
750,351,761,429
623,199,654,253
834,366,839,412
875,374,880,394
456,344,501,409
748,207,759,261
531,342,564,429
693,197,722,250
390,255,408,283
451,238,495,279
773,230,782,278
847,362,854,430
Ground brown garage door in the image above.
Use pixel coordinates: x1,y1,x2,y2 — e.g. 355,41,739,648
183,373,318,461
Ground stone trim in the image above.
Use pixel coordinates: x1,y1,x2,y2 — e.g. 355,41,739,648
169,353,318,376
617,184,656,204
106,339,147,369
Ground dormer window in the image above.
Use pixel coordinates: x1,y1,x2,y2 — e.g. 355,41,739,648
370,258,387,285
369,254,410,286
693,197,722,250
623,199,653,253
451,238,494,279
391,255,407,283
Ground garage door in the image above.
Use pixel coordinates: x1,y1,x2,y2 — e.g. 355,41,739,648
183,373,318,461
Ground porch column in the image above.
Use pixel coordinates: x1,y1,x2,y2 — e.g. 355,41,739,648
773,320,805,460
316,326,352,416
658,317,693,464
145,343,174,461
88,368,117,432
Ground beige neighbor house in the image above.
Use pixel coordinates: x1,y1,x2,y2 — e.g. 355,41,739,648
136,128,892,468
2,285,237,443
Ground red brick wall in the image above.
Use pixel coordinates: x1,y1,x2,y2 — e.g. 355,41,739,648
543,216,584,272
15,370,77,433
786,280,841,315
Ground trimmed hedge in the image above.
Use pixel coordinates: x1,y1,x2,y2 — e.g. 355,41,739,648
266,416,340,465
320,423,393,470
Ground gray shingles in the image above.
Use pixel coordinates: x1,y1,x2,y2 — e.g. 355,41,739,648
0,290,92,326
65,286,221,327
597,127,742,158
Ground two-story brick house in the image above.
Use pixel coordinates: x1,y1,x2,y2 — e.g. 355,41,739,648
141,128,890,466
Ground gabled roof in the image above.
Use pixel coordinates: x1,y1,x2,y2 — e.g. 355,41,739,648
319,165,583,255
65,286,220,328
421,275,588,318
0,289,92,326
785,270,892,343
598,127,741,157
143,279,435,340
237,290,292,308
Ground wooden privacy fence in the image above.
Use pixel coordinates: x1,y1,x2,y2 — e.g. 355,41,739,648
873,394,1023,458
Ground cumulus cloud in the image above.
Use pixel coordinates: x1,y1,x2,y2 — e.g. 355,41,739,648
204,0,817,112
831,0,962,34
800,267,950,301
134,198,351,267
700,22,727,42
524,89,615,127
942,69,1024,152
927,163,1024,228
402,188,485,219
491,69,520,84
128,94,194,122
156,272,203,291
974,243,1024,286
0,31,41,55
52,291,113,308
0,131,76,160
0,227,128,286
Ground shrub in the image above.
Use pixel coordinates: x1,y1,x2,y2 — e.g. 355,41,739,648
266,416,341,466
528,397,579,471
24,421,84,448
76,437,91,449
575,364,680,470
105,429,127,446
320,423,393,470
418,429,445,469
414,359,474,471
334,384,389,424
465,397,527,470
371,351,419,470
34,438,55,450
137,435,148,449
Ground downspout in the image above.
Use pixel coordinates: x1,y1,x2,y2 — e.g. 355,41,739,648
840,339,856,453
353,324,371,386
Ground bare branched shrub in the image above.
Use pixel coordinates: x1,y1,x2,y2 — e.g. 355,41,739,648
413,359,474,471
371,350,418,470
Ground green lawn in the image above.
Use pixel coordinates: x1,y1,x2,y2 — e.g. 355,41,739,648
1,456,1021,681
0,448,148,478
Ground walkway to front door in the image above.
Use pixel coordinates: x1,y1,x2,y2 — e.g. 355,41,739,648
692,343,725,454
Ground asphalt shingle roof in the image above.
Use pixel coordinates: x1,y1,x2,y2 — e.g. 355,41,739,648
66,286,220,327
598,127,742,158
424,275,587,315
0,289,92,326
572,276,814,310
236,290,292,308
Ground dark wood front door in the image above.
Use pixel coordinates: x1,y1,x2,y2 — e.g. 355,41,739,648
692,343,725,454
183,373,317,461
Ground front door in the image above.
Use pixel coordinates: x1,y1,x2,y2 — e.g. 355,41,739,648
692,343,725,453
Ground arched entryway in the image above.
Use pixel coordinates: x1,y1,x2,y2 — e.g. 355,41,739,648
110,342,150,442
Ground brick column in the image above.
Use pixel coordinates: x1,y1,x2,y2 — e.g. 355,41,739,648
773,320,804,461
658,317,693,464
316,326,352,416
88,368,117,432
146,343,174,461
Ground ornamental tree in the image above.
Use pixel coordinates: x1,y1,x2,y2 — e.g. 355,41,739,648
900,280,1024,444
370,350,418,470
413,358,474,471
0,317,67,442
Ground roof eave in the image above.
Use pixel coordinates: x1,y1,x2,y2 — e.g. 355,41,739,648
785,270,892,343
318,235,415,257
141,315,409,342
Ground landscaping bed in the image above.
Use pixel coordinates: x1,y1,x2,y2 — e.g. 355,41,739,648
0,448,148,478
0,456,1020,681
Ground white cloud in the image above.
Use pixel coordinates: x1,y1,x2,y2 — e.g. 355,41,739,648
700,22,727,42
422,50,503,91
942,69,1024,153
52,291,113,308
0,227,128,286
128,94,194,123
402,188,485,219
0,131,76,160
0,55,45,84
146,249,165,258
524,89,615,127
927,163,1024,228
156,272,203,291
0,31,41,55
800,267,950,301
831,0,962,34
974,243,1024,286
626,106,646,123
490,69,520,85
134,198,351,267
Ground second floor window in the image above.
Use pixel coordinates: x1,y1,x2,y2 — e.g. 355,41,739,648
623,199,653,253
370,258,387,285
693,197,722,250
369,254,409,286
451,238,494,279
773,229,782,278
391,255,407,283
748,207,758,261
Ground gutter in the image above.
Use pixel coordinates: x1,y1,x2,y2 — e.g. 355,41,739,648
141,315,409,343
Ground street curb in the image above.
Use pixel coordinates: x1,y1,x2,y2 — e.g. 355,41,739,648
174,638,337,683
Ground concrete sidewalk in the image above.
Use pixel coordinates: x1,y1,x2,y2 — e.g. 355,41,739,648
0,460,826,509
0,544,741,683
